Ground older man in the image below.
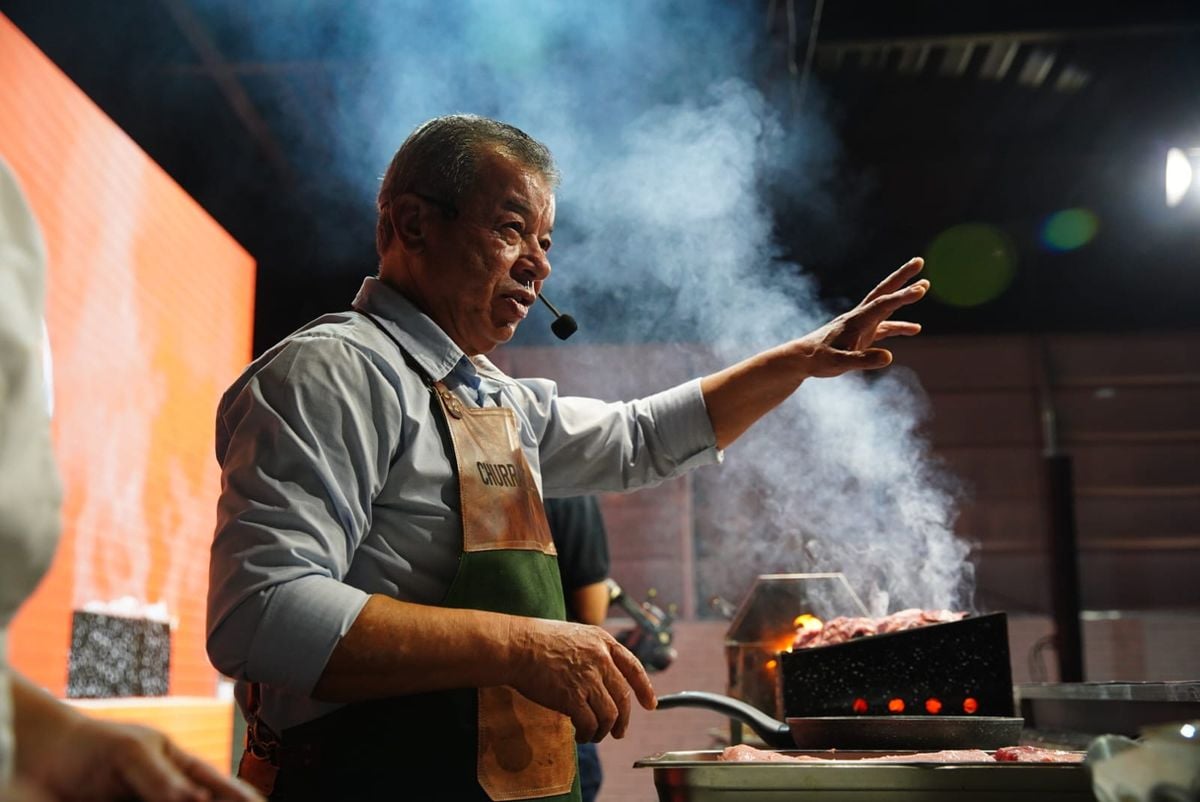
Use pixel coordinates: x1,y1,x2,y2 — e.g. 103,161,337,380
207,114,927,801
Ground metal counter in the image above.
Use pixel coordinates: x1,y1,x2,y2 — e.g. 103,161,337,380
1018,682,1200,739
634,750,1094,802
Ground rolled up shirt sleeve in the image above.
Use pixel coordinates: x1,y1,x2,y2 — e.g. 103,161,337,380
207,336,402,694
531,377,723,497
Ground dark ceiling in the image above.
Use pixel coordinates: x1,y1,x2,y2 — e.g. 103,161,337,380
3,0,1199,353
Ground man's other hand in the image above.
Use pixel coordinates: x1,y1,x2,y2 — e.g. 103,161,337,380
505,618,657,744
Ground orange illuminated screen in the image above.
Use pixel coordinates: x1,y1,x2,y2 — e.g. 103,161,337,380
0,14,255,696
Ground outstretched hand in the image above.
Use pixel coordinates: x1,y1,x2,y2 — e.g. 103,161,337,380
793,257,927,378
505,618,657,744
700,256,930,449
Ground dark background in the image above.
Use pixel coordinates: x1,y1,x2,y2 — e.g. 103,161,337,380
3,0,1198,352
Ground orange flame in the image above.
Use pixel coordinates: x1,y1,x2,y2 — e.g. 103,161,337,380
888,698,906,713
793,614,823,631
963,697,979,714
925,698,943,714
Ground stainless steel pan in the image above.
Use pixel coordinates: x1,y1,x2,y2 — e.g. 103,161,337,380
634,750,1094,802
658,691,1024,750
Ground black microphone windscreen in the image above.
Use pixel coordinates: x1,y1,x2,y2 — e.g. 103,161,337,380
550,314,578,340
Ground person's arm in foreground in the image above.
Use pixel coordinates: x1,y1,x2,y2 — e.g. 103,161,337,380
9,673,261,802
702,257,928,448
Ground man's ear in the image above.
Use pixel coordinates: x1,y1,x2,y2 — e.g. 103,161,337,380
390,193,428,253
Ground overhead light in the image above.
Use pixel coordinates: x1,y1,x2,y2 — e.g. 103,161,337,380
1166,147,1199,208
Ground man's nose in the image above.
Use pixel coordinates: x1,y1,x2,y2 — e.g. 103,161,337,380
516,239,551,282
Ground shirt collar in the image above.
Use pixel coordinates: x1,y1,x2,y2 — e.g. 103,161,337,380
351,276,463,382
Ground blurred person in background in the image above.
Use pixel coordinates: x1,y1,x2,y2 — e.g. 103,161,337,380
0,157,261,802
544,495,612,802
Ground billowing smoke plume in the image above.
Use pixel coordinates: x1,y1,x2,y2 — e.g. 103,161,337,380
199,0,975,613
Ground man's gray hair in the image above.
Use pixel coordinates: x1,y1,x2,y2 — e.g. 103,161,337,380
375,114,559,257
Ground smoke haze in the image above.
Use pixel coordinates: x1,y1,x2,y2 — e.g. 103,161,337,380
200,0,975,613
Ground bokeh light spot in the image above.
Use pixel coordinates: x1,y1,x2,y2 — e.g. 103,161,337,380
925,223,1016,307
1041,208,1099,251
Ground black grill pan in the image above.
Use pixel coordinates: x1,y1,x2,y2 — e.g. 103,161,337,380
657,691,1023,750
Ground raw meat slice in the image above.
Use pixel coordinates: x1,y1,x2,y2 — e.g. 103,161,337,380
719,745,995,763
994,745,1084,763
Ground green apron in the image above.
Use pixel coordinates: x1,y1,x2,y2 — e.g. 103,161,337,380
433,378,578,801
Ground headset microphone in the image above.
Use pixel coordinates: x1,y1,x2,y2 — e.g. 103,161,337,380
537,293,578,340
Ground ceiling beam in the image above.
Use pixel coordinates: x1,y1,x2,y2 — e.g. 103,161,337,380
158,0,293,181
816,22,1200,49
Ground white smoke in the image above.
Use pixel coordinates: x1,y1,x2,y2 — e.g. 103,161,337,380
194,0,975,613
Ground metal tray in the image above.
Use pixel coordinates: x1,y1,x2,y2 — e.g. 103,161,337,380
633,750,1094,802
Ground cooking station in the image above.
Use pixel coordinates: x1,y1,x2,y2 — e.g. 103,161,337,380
704,574,1015,738
641,574,1107,801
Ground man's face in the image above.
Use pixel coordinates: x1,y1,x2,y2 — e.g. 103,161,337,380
417,148,555,356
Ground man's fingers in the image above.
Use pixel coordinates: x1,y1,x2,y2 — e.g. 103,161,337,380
826,348,892,372
571,704,600,744
610,641,657,711
587,686,619,743
609,681,634,739
857,348,893,369
119,736,207,802
856,280,928,331
599,661,636,740
873,321,922,341
862,257,924,303
175,740,264,801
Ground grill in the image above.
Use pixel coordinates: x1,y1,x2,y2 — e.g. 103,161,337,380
780,611,1015,719
647,575,1092,799
724,573,869,719
723,574,1014,723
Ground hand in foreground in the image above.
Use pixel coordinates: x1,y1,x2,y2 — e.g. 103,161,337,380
793,257,928,378
27,717,263,802
505,618,657,744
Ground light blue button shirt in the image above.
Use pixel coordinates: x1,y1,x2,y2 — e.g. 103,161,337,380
207,277,721,731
